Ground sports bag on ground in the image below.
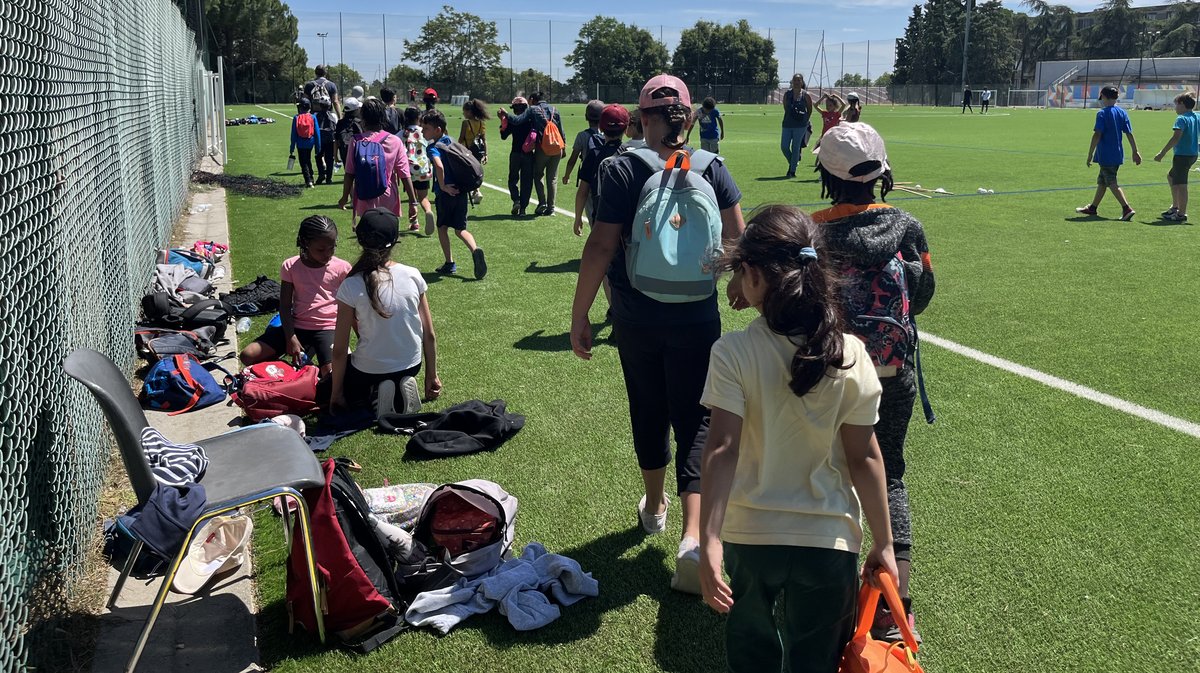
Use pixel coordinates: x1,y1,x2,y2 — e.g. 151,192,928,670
437,140,484,191
134,326,219,361
839,571,923,673
624,147,723,303
153,264,213,304
158,249,215,280
286,458,407,653
141,296,233,342
226,360,320,421
377,399,525,456
395,480,517,597
354,132,390,200
219,275,281,316
141,354,228,415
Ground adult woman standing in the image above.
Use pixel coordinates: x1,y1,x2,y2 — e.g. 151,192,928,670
781,74,814,178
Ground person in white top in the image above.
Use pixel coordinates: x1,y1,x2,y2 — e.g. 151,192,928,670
327,208,441,417
696,205,896,673
980,88,992,114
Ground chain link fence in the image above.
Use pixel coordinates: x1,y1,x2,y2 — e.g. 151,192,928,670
1,0,212,667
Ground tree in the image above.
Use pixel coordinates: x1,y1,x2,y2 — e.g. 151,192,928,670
1074,0,1143,59
670,20,778,86
565,16,669,91
874,72,894,87
892,0,1017,90
386,64,427,88
324,64,365,92
512,68,567,96
1151,0,1199,57
404,6,507,83
205,0,308,101
835,73,871,87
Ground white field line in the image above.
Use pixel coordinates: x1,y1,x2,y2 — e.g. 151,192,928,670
481,181,576,219
256,104,295,118
919,333,1200,439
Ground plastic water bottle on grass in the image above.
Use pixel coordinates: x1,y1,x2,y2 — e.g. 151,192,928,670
235,317,251,333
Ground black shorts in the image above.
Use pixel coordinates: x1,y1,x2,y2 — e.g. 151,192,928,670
316,355,421,408
412,179,430,192
436,191,469,230
1169,154,1197,184
253,325,335,365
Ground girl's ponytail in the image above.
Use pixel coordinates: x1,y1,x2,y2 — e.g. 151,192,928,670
347,247,393,319
721,205,851,397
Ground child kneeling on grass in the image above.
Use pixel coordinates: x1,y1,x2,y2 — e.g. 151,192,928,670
699,205,896,673
421,109,488,280
239,216,349,376
324,208,441,418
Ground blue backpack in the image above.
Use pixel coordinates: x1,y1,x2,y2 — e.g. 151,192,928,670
142,354,226,416
160,248,213,279
354,132,390,200
624,147,723,303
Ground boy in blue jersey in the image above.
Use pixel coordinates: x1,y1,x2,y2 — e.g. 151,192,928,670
1152,92,1198,222
1076,86,1142,221
421,109,487,280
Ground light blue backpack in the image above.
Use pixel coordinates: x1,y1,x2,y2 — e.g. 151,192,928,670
624,147,723,303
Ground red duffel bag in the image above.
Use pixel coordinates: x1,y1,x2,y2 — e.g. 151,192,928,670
228,360,320,421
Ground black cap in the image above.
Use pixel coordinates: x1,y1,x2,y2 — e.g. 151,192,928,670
356,208,399,249
1099,85,1120,100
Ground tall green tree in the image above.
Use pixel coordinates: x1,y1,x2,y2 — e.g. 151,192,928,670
386,64,427,88
670,20,778,86
205,0,308,99
1074,0,1144,59
324,64,365,91
892,0,1017,88
565,16,669,91
874,72,894,86
1151,0,1199,57
403,6,507,82
835,73,871,87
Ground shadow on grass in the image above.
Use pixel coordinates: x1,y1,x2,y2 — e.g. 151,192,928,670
470,214,523,222
1063,215,1106,222
513,322,612,352
526,259,580,274
1144,219,1192,226
299,203,343,210
755,176,792,182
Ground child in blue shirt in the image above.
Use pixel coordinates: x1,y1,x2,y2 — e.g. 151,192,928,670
1152,92,1198,222
686,97,724,154
1076,85,1141,221
289,99,321,188
421,109,487,280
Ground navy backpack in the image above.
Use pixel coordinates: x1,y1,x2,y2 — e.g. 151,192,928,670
142,354,227,415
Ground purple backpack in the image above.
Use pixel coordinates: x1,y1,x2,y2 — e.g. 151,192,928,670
354,132,390,200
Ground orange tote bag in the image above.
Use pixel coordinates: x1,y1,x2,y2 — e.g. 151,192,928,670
839,571,923,673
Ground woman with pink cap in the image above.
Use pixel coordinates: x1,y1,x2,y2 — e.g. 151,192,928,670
499,96,535,216
570,74,745,594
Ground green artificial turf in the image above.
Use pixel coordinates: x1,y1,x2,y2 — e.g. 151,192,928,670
223,103,1200,672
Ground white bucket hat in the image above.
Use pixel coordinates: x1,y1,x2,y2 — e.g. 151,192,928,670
172,515,254,595
813,122,890,183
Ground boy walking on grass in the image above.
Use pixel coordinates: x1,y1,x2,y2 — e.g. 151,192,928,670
1152,92,1198,222
1077,85,1141,221
421,109,487,280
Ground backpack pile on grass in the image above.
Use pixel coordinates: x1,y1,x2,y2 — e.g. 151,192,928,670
285,458,517,653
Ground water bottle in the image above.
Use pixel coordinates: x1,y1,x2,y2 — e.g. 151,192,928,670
235,317,251,333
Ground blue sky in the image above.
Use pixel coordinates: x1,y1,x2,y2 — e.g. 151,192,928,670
281,0,1168,85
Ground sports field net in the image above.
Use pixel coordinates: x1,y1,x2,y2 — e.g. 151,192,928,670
2,0,209,667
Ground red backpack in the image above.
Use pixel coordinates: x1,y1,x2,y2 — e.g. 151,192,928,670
296,113,315,140
227,360,319,421
287,459,407,651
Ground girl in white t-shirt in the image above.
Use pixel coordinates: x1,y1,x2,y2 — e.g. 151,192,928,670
327,208,441,417
697,205,896,673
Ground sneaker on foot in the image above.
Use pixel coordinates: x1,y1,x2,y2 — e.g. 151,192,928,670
408,222,420,232
424,211,435,236
1161,206,1179,217
1121,207,1136,221
1164,211,1188,222
870,597,923,645
472,248,488,280
435,261,457,275
511,202,521,216
397,376,421,414
670,536,702,595
785,170,796,178
1075,204,1098,216
374,379,396,419
637,494,669,535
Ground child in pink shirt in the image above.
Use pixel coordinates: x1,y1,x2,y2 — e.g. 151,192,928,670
239,216,351,375
339,98,419,221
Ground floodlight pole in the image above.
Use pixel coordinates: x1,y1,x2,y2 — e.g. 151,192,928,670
960,0,973,90
317,32,328,67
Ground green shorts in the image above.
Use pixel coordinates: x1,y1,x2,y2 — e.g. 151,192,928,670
1097,164,1120,187
1169,154,1197,185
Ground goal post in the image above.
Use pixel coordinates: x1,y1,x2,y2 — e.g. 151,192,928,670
1007,89,1046,108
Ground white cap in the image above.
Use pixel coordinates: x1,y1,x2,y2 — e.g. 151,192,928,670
343,97,361,111
813,122,890,183
172,515,253,595
847,91,860,101
352,85,365,98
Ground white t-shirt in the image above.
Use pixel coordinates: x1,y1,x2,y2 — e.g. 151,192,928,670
981,90,992,101
335,263,427,374
701,318,882,552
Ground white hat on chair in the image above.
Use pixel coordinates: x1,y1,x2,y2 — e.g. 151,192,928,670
172,515,254,595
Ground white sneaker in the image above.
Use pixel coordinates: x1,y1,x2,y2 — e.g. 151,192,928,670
375,380,396,419
397,376,421,414
424,210,435,236
637,494,669,535
671,536,702,595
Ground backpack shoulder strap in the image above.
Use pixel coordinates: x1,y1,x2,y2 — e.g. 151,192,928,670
687,149,719,175
626,146,666,173
179,298,230,322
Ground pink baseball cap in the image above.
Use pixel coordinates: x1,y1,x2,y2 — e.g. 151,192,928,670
639,74,690,110
511,96,528,106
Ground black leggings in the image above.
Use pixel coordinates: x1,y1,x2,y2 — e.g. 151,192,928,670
878,369,916,560
612,318,719,495
317,355,421,409
314,139,336,182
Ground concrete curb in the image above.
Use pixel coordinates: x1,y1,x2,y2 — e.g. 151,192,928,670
91,156,264,673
